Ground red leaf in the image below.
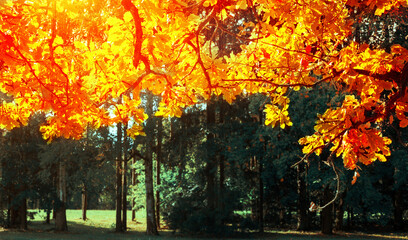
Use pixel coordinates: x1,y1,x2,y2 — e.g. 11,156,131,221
300,58,309,68
351,171,360,185
305,45,312,54
261,49,270,59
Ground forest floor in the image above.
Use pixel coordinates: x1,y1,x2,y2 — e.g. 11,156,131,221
0,210,407,240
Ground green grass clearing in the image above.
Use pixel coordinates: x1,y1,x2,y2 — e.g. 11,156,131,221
0,210,407,240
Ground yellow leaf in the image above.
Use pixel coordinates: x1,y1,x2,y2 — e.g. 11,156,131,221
74,41,87,51
106,16,123,26
376,153,387,162
54,46,64,55
54,36,64,45
124,12,133,23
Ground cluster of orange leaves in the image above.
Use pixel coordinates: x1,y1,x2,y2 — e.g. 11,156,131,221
1,0,408,170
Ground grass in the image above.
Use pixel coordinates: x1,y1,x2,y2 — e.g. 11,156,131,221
0,210,407,240
29,209,148,233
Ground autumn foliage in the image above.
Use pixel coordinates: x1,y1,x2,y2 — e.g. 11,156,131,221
1,0,408,170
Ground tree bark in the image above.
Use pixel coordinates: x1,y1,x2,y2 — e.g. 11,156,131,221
218,100,226,215
393,189,403,231
81,185,87,221
258,108,264,233
145,92,158,235
205,100,217,227
122,124,128,232
258,160,264,233
155,117,162,229
46,208,51,224
131,155,137,221
9,197,27,229
296,164,310,231
55,161,67,231
347,207,353,229
55,202,67,231
334,192,345,231
321,186,333,234
115,122,123,232
219,155,224,211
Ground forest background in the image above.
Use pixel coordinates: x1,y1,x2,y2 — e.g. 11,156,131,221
1,0,408,238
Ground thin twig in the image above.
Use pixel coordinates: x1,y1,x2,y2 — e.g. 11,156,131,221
317,156,340,211
222,74,333,88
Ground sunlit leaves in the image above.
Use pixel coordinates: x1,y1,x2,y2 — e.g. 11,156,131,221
1,0,408,171
113,96,147,124
299,95,392,169
264,103,292,129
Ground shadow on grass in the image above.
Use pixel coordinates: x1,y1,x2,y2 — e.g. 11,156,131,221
252,231,408,240
0,220,158,240
1,222,407,240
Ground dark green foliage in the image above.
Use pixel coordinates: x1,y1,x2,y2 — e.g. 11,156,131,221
161,165,246,234
0,114,46,228
38,127,116,211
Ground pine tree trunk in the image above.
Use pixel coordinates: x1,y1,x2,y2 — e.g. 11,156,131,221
122,124,128,232
55,202,67,231
55,161,67,231
46,208,51,224
155,117,162,229
177,115,187,181
218,100,226,215
258,108,264,233
131,155,137,221
9,197,27,229
393,189,403,231
321,187,333,234
297,164,309,231
219,157,224,210
334,193,345,231
347,207,353,229
82,185,87,221
205,100,217,227
115,122,123,232
279,208,285,226
145,92,158,235
258,160,264,233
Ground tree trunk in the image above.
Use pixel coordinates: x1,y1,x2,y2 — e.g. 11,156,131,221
393,189,403,231
279,208,285,227
258,160,264,233
9,197,27,229
122,124,128,232
257,106,264,233
46,208,51,224
115,122,123,232
176,115,188,182
321,187,333,234
131,155,137,221
55,161,68,231
347,207,353,229
155,117,162,229
55,202,67,231
205,100,217,228
145,92,158,235
334,192,345,231
297,164,310,231
82,185,87,221
219,156,224,211
218,100,226,215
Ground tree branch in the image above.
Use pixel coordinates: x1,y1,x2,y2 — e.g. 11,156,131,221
352,68,401,82
121,0,146,71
